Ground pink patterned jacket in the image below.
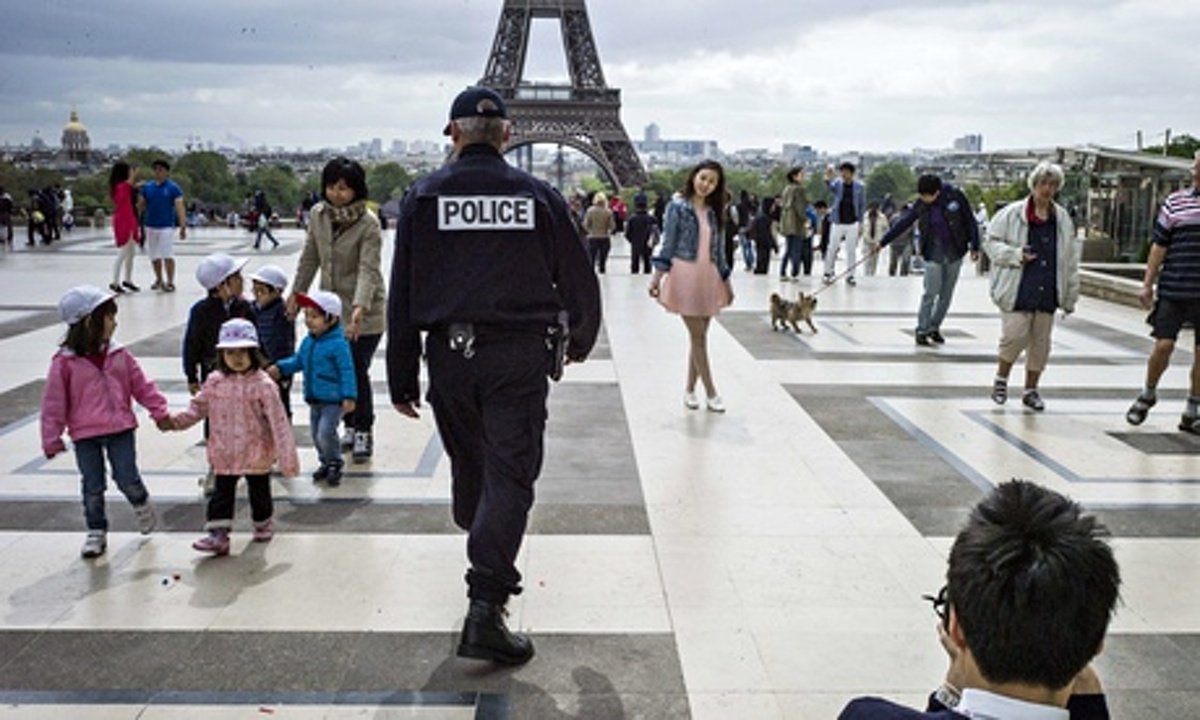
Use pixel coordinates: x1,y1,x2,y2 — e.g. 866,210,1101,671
172,369,300,477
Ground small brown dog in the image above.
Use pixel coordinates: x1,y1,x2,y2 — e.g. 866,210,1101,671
770,292,818,334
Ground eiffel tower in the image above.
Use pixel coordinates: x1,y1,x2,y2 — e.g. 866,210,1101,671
479,0,647,189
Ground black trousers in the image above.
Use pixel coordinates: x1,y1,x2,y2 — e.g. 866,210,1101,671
587,237,611,273
629,240,652,273
205,473,273,528
344,332,382,432
426,333,550,604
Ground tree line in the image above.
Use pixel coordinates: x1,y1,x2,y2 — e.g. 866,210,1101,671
0,150,416,219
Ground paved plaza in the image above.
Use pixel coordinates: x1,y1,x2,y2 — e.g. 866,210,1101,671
0,228,1196,718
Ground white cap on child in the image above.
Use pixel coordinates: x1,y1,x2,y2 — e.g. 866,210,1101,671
249,265,288,291
58,285,116,325
294,290,342,318
215,318,260,349
196,253,249,291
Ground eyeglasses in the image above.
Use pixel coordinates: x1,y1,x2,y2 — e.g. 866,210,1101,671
923,585,949,625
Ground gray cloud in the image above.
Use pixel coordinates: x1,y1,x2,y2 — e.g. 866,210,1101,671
1,0,1194,153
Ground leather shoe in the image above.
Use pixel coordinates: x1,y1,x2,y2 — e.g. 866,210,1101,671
457,599,534,665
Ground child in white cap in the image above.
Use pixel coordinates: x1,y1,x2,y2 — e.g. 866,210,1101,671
167,318,299,555
183,253,255,496
40,285,172,558
268,290,356,486
249,264,295,417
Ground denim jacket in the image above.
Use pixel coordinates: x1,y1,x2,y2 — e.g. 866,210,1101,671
827,178,866,222
652,199,731,280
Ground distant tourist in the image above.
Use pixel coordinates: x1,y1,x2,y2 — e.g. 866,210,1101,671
108,161,142,293
861,201,889,277
823,162,866,286
983,162,1080,411
252,190,279,250
1125,152,1200,433
779,166,812,280
138,159,187,292
624,194,658,274
583,192,616,273
0,186,13,248
878,175,980,345
887,203,915,277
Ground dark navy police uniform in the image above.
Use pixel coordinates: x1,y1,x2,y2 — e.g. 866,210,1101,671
387,143,601,605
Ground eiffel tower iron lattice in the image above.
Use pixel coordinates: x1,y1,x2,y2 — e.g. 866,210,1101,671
479,0,647,189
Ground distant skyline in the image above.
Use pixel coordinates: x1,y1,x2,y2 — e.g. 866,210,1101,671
1,1,1196,156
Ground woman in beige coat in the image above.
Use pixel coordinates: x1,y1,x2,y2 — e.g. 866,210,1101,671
289,158,386,462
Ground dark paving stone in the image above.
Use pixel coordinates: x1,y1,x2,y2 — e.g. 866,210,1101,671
509,690,690,719
0,631,41,676
123,325,186,358
0,499,647,535
0,380,47,430
1108,431,1200,455
0,631,198,690
161,632,363,692
0,307,59,341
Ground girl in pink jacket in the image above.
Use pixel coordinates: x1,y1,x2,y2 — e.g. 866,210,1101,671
169,319,299,556
41,285,171,559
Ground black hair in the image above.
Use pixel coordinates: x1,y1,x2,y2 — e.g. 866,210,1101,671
787,166,805,183
917,174,943,195
109,162,131,194
947,480,1120,690
681,160,727,233
216,345,268,375
813,200,828,209
62,299,117,357
838,161,856,173
152,159,170,171
321,157,369,203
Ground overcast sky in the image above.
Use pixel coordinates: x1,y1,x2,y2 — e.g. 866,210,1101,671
1,0,1196,155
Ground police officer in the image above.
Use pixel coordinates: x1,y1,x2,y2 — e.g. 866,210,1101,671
386,86,601,665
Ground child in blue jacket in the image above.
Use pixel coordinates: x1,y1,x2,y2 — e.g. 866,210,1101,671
269,290,356,486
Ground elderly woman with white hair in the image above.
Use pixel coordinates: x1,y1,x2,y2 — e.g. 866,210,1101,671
983,161,1080,411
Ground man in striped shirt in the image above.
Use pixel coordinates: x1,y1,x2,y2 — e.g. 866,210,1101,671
1126,153,1200,433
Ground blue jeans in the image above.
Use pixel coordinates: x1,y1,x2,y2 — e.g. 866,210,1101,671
739,234,754,270
74,429,149,531
310,402,344,469
780,234,808,277
917,257,963,335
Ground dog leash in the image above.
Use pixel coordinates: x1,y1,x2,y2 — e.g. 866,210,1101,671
809,248,880,298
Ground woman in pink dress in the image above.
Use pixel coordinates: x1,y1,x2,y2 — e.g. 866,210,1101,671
649,160,735,412
108,162,141,294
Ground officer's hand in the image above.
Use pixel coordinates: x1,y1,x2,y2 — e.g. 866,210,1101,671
725,280,735,306
188,382,200,396
341,399,356,415
179,227,187,241
394,402,420,419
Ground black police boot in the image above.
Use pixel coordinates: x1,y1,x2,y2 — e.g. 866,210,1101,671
456,599,534,666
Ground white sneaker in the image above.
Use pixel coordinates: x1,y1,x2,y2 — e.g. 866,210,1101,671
683,392,700,410
341,427,355,450
81,530,106,558
133,502,157,534
706,395,727,413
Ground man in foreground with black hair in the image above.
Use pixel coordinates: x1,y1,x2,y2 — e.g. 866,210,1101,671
840,479,1119,719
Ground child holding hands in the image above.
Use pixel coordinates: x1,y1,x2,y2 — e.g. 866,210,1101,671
169,318,299,556
268,291,356,486
41,286,170,558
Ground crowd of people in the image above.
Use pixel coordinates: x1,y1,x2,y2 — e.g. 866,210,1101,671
27,82,1200,705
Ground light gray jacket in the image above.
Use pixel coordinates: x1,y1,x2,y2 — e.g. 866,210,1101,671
983,199,1080,313
294,203,387,335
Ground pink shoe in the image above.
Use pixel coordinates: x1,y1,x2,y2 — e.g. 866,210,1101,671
192,531,230,556
252,519,274,542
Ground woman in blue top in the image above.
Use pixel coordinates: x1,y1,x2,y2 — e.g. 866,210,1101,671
648,160,734,413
